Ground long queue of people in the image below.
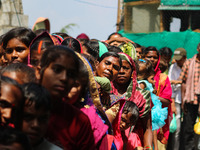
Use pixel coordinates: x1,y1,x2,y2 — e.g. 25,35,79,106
0,27,198,150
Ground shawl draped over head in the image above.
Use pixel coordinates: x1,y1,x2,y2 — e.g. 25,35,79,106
110,53,148,149
32,17,50,32
154,55,172,144
111,52,151,118
75,53,114,148
28,31,60,65
119,42,137,61
98,41,108,58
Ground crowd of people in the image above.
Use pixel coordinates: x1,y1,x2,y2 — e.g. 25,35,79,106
0,26,199,150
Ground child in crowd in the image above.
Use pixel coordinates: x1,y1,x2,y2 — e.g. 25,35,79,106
0,76,24,129
136,59,168,150
29,31,60,67
1,63,36,84
119,101,142,150
2,27,36,64
22,83,62,150
36,45,95,149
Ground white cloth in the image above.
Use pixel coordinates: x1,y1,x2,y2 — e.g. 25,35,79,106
33,139,63,150
168,63,182,104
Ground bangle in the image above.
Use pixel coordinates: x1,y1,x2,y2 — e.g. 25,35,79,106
144,146,153,150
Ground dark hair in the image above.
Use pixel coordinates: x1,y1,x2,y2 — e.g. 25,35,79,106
0,127,31,150
159,47,173,57
98,52,122,68
61,37,82,53
76,58,89,103
122,101,139,124
83,40,99,59
40,45,80,81
81,53,96,72
30,36,54,52
52,32,70,39
107,45,123,53
107,32,122,40
1,75,22,90
23,83,51,111
1,63,36,83
197,43,200,49
159,59,168,73
133,43,142,48
136,59,155,80
2,27,36,49
143,46,159,57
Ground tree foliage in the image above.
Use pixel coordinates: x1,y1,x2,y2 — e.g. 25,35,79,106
60,23,78,34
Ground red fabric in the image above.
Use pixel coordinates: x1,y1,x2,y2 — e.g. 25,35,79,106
111,53,151,147
112,100,126,150
154,56,172,143
76,33,89,40
111,53,147,117
81,106,109,146
46,102,95,150
122,128,142,150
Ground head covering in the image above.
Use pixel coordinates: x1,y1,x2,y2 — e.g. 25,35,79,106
28,31,60,65
173,48,186,61
75,52,103,111
111,52,151,118
119,42,137,61
152,51,172,143
32,17,50,32
98,41,108,57
76,33,89,40
94,76,112,93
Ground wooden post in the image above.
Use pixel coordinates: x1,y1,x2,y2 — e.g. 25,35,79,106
117,0,121,32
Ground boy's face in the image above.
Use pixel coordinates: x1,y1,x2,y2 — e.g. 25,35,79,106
120,112,134,131
0,83,23,127
22,102,50,146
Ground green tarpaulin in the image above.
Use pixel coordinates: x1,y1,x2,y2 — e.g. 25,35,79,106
124,0,200,5
118,30,200,58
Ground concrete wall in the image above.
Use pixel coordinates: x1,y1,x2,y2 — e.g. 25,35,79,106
0,0,28,35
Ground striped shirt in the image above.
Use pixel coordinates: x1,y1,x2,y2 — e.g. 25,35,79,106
179,56,200,104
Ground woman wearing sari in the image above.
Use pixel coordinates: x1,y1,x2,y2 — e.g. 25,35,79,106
111,52,152,149
143,46,172,150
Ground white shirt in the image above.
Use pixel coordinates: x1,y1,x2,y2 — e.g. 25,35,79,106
168,63,182,104
33,139,63,150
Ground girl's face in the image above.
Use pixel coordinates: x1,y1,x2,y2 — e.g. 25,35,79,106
115,60,132,85
40,54,78,100
30,50,45,67
136,48,142,59
96,56,120,81
5,38,29,64
145,51,159,69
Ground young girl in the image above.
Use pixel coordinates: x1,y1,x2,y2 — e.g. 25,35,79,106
29,31,60,67
36,45,95,149
136,59,168,150
2,27,36,64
